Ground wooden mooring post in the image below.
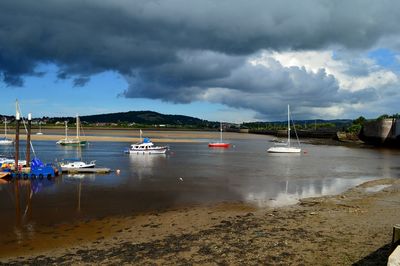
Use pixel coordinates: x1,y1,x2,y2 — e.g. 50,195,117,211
389,225,400,266
26,113,31,167
15,103,20,172
393,224,400,247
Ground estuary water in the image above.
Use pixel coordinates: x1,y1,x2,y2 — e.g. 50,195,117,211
1,132,400,238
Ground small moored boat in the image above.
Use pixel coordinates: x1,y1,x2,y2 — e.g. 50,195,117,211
59,159,96,171
127,138,167,154
0,118,13,145
36,121,44,135
57,116,87,146
126,131,168,154
208,122,230,148
267,105,301,153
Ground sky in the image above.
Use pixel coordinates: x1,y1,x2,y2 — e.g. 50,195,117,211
1,1,400,122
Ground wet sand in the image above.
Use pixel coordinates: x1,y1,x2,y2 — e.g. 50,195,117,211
1,178,399,265
11,129,263,143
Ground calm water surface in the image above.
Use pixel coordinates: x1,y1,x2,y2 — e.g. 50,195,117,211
1,133,400,237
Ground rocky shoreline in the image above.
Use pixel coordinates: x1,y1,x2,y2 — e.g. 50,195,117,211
1,178,399,265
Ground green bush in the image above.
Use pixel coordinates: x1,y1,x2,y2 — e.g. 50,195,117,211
346,124,362,134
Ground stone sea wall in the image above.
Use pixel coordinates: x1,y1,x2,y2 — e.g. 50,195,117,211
360,118,400,146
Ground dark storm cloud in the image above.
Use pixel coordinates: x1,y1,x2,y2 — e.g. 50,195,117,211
124,55,379,119
1,0,399,117
123,51,246,103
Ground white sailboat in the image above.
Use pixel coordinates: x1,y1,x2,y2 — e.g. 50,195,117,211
0,118,14,145
267,105,301,153
59,133,96,171
56,115,87,146
59,159,96,171
36,121,44,135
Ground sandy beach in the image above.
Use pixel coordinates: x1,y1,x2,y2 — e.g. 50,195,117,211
1,178,399,265
10,129,261,143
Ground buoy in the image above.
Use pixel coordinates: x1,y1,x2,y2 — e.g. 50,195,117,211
116,169,121,175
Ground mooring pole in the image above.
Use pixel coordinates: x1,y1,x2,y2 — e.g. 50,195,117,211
15,106,20,172
26,113,32,167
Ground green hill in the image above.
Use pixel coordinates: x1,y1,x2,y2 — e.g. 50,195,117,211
49,111,212,128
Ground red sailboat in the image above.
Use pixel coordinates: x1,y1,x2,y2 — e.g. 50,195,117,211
208,122,230,148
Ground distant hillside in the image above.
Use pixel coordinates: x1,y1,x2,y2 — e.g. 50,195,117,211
49,111,213,127
243,119,353,130
1,110,354,130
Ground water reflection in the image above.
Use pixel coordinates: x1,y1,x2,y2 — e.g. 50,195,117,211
63,174,96,182
128,154,166,180
63,174,96,212
1,137,400,241
4,179,56,243
245,177,377,207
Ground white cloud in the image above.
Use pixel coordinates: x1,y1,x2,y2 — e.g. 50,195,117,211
253,49,399,93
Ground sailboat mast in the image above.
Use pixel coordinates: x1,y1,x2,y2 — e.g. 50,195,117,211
76,115,80,139
288,104,291,147
4,118,7,138
65,121,68,139
15,100,20,171
220,122,223,143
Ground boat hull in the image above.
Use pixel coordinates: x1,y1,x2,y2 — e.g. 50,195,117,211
128,148,167,154
0,140,14,145
267,147,301,153
208,142,230,148
61,166,95,172
60,160,96,170
57,140,88,146
0,171,10,179
61,165,95,171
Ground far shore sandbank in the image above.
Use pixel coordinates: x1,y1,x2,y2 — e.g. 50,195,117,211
5,129,269,143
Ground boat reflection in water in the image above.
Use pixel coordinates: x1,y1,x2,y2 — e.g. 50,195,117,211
1,179,56,244
128,153,167,180
63,174,96,212
245,176,377,208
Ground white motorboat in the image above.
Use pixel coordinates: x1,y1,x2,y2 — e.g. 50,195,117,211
267,105,301,153
127,138,168,154
126,130,167,154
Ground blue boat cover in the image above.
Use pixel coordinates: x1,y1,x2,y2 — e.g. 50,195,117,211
31,158,44,168
143,137,151,143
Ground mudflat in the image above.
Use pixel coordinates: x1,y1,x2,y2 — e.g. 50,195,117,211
10,128,264,143
1,178,399,265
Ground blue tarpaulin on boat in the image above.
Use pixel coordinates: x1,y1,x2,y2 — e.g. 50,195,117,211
31,158,44,168
143,137,151,143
